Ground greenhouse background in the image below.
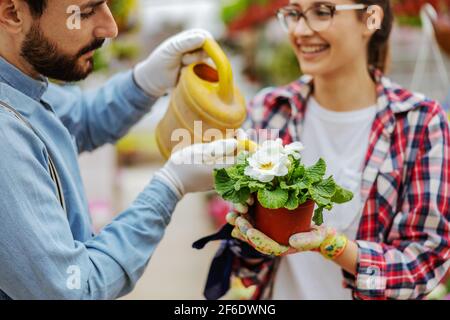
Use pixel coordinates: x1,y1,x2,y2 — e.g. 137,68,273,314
73,0,450,300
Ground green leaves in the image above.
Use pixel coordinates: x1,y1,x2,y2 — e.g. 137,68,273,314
314,176,336,197
308,176,338,226
214,169,250,204
292,164,305,180
213,152,354,225
332,185,354,204
305,158,326,183
248,180,267,192
285,190,300,210
257,188,289,209
313,207,324,226
214,169,235,195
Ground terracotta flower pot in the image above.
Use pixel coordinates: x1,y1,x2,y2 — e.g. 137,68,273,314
253,199,315,246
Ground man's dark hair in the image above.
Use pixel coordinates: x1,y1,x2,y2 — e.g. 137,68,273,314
24,0,47,17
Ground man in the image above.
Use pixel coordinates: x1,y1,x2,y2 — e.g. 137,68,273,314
0,0,237,299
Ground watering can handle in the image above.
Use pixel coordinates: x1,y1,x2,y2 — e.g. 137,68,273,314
202,39,234,104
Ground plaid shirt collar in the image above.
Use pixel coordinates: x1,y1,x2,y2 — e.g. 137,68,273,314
264,68,420,116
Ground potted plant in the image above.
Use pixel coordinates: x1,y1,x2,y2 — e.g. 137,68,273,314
213,139,353,245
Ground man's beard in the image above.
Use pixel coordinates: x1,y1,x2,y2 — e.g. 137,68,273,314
20,23,105,82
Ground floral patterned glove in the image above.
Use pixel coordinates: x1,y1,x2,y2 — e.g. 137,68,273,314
226,209,348,259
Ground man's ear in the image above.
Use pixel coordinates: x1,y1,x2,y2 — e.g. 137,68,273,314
0,0,26,33
363,5,384,37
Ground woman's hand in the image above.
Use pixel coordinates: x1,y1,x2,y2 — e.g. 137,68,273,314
226,203,347,259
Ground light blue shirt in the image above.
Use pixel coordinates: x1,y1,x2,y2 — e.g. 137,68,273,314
0,57,180,299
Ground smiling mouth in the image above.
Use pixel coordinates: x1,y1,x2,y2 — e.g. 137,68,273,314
300,44,330,54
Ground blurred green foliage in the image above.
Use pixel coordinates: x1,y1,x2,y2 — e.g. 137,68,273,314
221,0,271,24
92,0,140,73
92,50,109,72
108,0,137,25
255,40,300,87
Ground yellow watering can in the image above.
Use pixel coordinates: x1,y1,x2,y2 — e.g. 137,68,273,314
155,38,247,159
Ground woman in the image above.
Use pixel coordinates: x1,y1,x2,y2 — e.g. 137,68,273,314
203,0,450,300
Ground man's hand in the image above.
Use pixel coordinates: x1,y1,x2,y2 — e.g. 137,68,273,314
154,139,238,198
134,29,212,97
226,204,347,259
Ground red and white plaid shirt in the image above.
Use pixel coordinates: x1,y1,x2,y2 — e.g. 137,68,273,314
232,69,450,300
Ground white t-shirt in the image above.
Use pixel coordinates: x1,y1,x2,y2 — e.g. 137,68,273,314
272,97,377,300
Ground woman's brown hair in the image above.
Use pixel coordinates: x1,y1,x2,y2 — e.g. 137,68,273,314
356,0,394,73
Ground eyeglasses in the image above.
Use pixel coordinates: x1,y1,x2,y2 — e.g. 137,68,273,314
277,2,367,33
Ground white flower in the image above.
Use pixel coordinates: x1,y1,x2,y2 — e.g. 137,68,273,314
244,139,291,182
283,141,305,159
